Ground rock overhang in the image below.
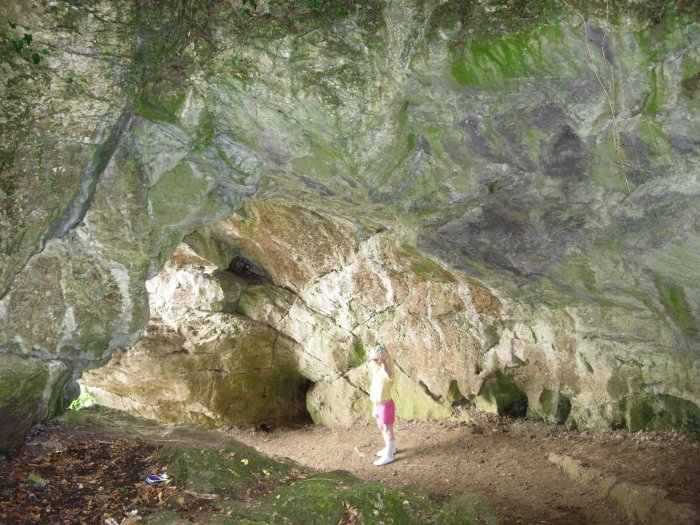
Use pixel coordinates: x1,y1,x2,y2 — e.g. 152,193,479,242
1,0,699,450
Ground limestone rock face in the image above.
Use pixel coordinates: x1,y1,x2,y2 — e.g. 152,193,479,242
85,196,697,433
83,244,307,427
1,1,699,448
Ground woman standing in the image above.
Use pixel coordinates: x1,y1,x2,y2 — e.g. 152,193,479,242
369,345,397,466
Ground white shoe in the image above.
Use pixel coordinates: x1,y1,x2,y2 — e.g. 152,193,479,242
376,446,398,457
373,454,395,466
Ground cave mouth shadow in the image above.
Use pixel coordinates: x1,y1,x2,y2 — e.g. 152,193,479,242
253,378,315,434
226,255,267,285
502,397,528,419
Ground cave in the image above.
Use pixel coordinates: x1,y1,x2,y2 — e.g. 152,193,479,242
474,372,529,419
226,255,267,285
1,1,699,523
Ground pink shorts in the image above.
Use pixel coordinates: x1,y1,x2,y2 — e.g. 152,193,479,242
372,399,395,425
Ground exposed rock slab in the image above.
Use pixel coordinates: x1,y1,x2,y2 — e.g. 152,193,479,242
549,452,700,525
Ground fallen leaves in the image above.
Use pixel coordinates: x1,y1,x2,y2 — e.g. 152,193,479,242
338,499,359,525
0,438,163,524
288,467,308,480
0,418,326,524
182,490,218,500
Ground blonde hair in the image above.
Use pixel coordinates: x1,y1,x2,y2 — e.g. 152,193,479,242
370,345,394,379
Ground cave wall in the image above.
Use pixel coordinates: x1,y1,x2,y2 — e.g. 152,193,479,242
84,195,699,432
1,0,699,449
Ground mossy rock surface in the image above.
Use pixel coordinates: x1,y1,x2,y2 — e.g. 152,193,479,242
153,442,297,496
621,394,700,432
0,354,51,450
242,470,498,525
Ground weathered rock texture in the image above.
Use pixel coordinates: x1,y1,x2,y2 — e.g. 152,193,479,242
549,452,700,524
84,243,309,427
1,0,699,449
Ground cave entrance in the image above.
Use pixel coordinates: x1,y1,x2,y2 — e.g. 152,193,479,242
77,238,316,432
474,372,528,418
254,377,314,432
226,255,267,285
288,376,317,424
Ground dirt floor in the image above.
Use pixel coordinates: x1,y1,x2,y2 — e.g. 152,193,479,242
1,409,698,524
224,411,700,525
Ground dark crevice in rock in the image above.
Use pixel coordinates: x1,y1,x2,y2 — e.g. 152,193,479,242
583,20,616,67
226,255,267,284
298,378,315,424
448,379,469,408
165,347,190,356
502,397,528,419
418,380,444,404
537,389,572,425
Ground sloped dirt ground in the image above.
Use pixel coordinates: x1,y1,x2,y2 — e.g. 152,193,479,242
1,408,698,524
225,411,700,525
0,414,311,525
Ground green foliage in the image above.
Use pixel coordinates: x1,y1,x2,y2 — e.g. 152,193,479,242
27,473,47,488
267,0,325,13
64,69,89,85
431,0,695,47
6,22,44,65
68,386,99,411
228,53,252,79
256,0,369,29
242,0,257,17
